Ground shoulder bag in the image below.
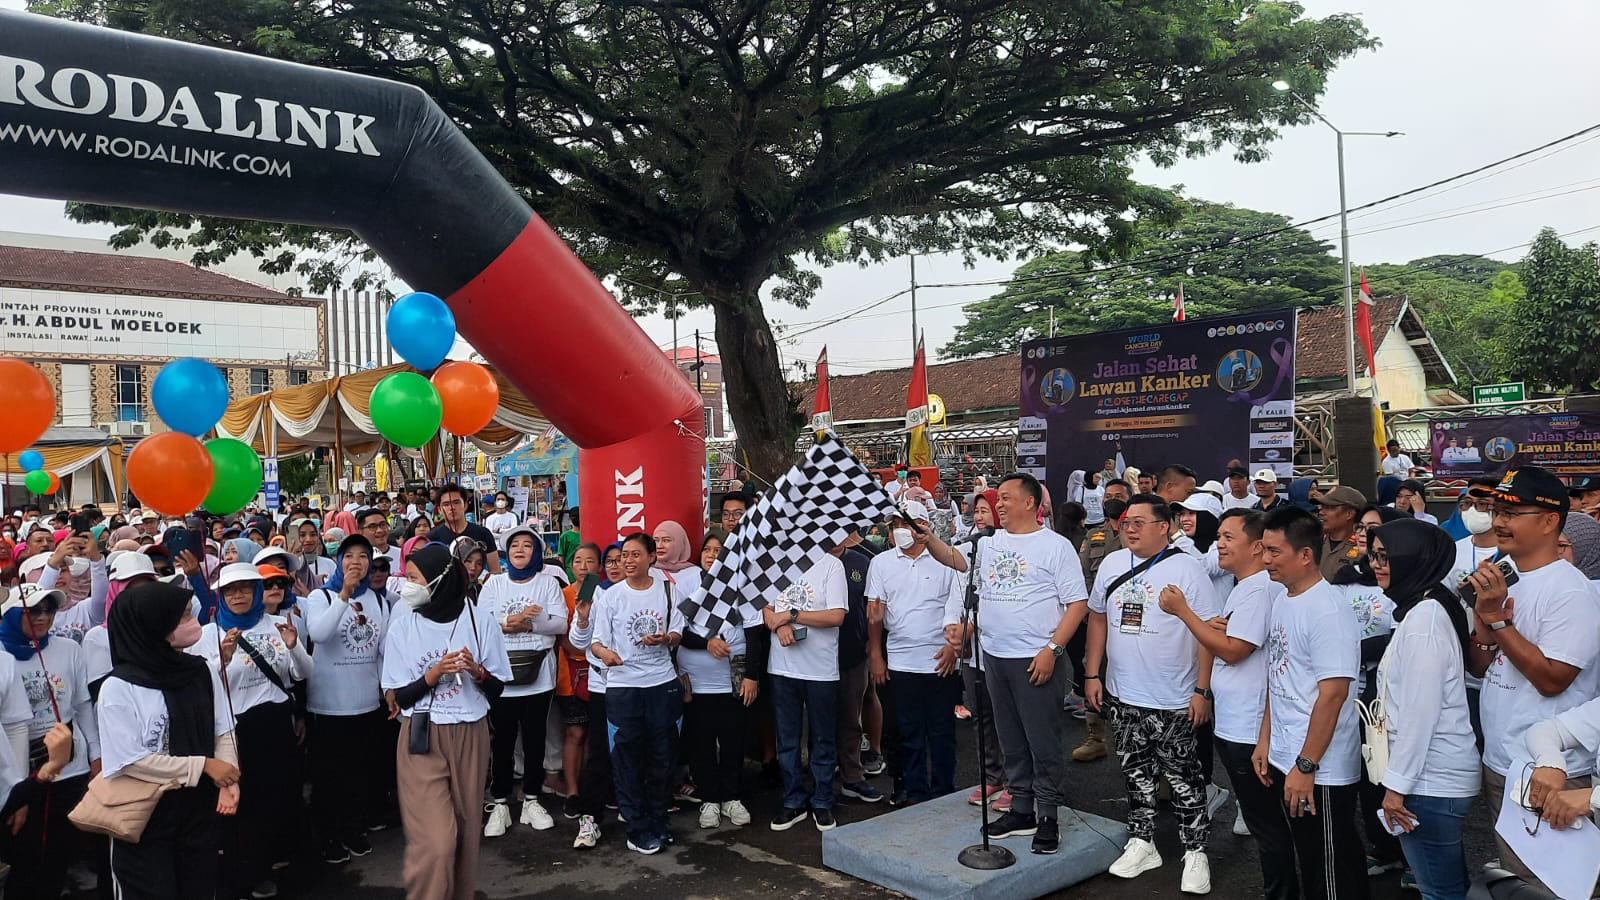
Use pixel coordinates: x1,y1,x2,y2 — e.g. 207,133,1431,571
1356,697,1388,785
69,772,173,843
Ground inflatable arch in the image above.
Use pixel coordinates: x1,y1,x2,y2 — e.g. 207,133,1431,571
0,10,706,543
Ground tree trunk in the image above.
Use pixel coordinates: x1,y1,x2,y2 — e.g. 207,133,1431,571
708,288,803,485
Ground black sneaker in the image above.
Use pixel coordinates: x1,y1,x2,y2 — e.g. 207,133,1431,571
888,778,908,807
813,808,837,831
344,834,372,857
982,811,1038,838
770,806,808,831
1031,817,1059,854
563,794,581,820
320,841,350,865
862,750,886,777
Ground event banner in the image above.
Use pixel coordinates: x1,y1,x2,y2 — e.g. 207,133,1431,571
1018,310,1296,498
1430,412,1600,478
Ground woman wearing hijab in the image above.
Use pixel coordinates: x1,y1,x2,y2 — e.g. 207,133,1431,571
302,534,387,864
97,582,241,900
381,544,510,900
1559,511,1600,583
567,540,625,849
1286,477,1318,512
1370,519,1478,900
190,563,310,900
479,526,567,837
958,490,1009,807
0,583,99,898
651,520,697,583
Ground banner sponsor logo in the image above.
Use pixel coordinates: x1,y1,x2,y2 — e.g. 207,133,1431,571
614,466,646,533
1431,413,1600,477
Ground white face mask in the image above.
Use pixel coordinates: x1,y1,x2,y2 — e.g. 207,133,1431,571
892,527,915,551
1462,507,1494,535
495,499,507,509
398,581,432,610
67,557,90,577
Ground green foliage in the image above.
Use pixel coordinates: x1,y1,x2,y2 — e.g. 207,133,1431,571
1363,258,1524,387
942,198,1343,357
1506,228,1600,391
276,454,320,498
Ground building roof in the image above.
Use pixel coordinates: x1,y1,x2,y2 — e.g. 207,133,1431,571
0,244,295,302
665,346,721,364
795,353,1017,423
1295,296,1456,384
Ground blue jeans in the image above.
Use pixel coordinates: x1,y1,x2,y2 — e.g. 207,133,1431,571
1395,793,1472,900
772,674,838,810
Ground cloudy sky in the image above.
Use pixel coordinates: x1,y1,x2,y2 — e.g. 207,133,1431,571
3,0,1597,379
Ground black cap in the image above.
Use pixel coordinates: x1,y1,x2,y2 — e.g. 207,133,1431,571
1491,466,1569,514
336,533,375,559
1569,475,1600,495
1226,466,1249,478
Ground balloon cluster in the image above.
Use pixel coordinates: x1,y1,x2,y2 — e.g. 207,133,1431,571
122,359,262,516
0,361,61,496
372,292,499,447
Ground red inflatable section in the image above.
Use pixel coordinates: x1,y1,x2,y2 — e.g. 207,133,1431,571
445,216,707,544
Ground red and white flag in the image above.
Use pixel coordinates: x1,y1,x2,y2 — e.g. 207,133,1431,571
1172,283,1186,322
1356,270,1378,379
810,347,832,435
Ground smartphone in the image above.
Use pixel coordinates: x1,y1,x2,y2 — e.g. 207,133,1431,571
163,526,205,561
576,573,599,603
1459,559,1519,605
791,625,808,641
68,513,92,535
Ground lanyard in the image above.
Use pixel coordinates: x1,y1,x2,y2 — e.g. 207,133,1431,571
1133,548,1169,587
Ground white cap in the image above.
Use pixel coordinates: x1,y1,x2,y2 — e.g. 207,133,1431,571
216,562,264,590
1252,468,1280,484
499,524,539,553
109,552,157,581
1176,492,1223,518
1198,480,1225,497
897,499,931,522
18,554,51,578
252,546,302,574
2,583,64,614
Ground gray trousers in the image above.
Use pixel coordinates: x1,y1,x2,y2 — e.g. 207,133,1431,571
982,652,1067,819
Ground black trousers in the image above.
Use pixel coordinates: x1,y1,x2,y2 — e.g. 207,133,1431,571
488,691,553,801
684,692,745,803
577,689,614,817
226,700,299,894
607,681,683,843
111,785,219,900
1269,766,1370,900
890,671,959,802
311,709,384,844
2,770,87,899
1217,738,1298,900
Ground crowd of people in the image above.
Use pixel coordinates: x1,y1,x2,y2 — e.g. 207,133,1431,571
0,457,1597,900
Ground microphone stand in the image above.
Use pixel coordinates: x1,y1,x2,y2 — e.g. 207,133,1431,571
957,527,1014,870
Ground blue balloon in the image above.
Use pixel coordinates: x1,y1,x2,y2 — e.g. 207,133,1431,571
152,358,230,437
17,450,43,473
387,292,456,371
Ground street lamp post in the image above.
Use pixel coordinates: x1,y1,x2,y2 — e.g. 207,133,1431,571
1272,80,1400,396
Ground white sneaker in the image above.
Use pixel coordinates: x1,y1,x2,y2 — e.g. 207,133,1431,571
1181,850,1212,894
722,800,752,827
483,800,511,838
1233,808,1250,836
520,797,555,831
699,802,721,828
1205,784,1231,818
573,814,600,849
1108,838,1162,878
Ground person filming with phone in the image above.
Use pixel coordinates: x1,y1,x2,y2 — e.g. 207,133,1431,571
1466,466,1600,892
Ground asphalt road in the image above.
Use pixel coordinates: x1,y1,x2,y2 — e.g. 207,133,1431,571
102,711,1502,899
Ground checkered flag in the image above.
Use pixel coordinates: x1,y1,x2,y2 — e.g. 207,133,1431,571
679,431,897,635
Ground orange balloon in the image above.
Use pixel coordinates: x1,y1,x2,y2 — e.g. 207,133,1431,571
127,432,215,514
431,361,501,435
45,471,59,494
0,360,55,454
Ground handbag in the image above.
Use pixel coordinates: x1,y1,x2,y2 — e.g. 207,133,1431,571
1356,697,1388,786
69,774,172,843
507,648,551,687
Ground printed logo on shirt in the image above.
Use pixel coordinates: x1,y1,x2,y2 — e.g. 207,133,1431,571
341,613,379,655
1265,623,1292,695
240,633,285,670
49,622,86,644
141,712,169,753
772,580,816,614
626,609,665,645
984,549,1029,595
21,668,66,729
1346,590,1386,638
1110,580,1158,634
414,649,463,703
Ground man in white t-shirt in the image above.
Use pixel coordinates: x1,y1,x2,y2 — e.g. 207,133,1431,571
1221,467,1258,512
1255,506,1366,900
1162,508,1294,898
1381,441,1416,478
1086,495,1219,893
1465,466,1600,889
357,507,403,570
866,504,965,804
763,549,849,833
973,473,1090,856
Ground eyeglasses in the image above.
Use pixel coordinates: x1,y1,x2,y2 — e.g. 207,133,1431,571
1121,518,1165,531
1369,550,1390,567
1558,539,1575,553
1518,762,1544,836
721,509,746,521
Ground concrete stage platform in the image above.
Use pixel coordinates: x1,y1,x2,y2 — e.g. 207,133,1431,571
821,789,1129,900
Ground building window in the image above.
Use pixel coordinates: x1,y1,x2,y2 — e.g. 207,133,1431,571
249,368,271,395
703,406,716,439
115,365,144,422
289,368,311,386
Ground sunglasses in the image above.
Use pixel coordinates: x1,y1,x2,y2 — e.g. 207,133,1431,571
265,579,292,591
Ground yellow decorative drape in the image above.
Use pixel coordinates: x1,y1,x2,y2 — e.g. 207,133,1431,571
0,441,125,497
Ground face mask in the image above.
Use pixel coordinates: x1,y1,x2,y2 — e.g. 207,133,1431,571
2,532,12,540
495,499,507,509
325,541,340,555
1462,507,1494,535
68,557,90,577
169,617,203,649
398,581,432,610
897,472,908,482
865,535,886,548
892,527,915,550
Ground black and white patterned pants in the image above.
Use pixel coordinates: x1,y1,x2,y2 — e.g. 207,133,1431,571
1107,696,1209,851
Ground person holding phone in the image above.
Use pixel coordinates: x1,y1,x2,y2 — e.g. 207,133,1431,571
555,544,602,820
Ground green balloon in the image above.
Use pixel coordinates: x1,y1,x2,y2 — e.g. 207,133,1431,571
23,469,49,494
202,437,263,515
371,372,443,448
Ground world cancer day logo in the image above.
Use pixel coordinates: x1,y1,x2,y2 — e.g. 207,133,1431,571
772,580,817,614
985,549,1029,593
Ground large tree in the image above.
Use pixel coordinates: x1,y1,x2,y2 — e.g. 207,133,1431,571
1507,228,1600,391
941,197,1343,356
38,0,1372,479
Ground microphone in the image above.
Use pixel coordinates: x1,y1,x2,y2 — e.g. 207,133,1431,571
953,527,996,547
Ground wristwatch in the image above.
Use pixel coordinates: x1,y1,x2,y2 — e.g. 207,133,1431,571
1193,687,1213,701
788,608,800,625
1486,618,1511,631
1295,756,1319,774
1046,640,1066,658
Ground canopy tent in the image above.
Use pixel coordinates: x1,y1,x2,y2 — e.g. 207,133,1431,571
496,429,578,477
0,426,126,505
215,363,551,471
